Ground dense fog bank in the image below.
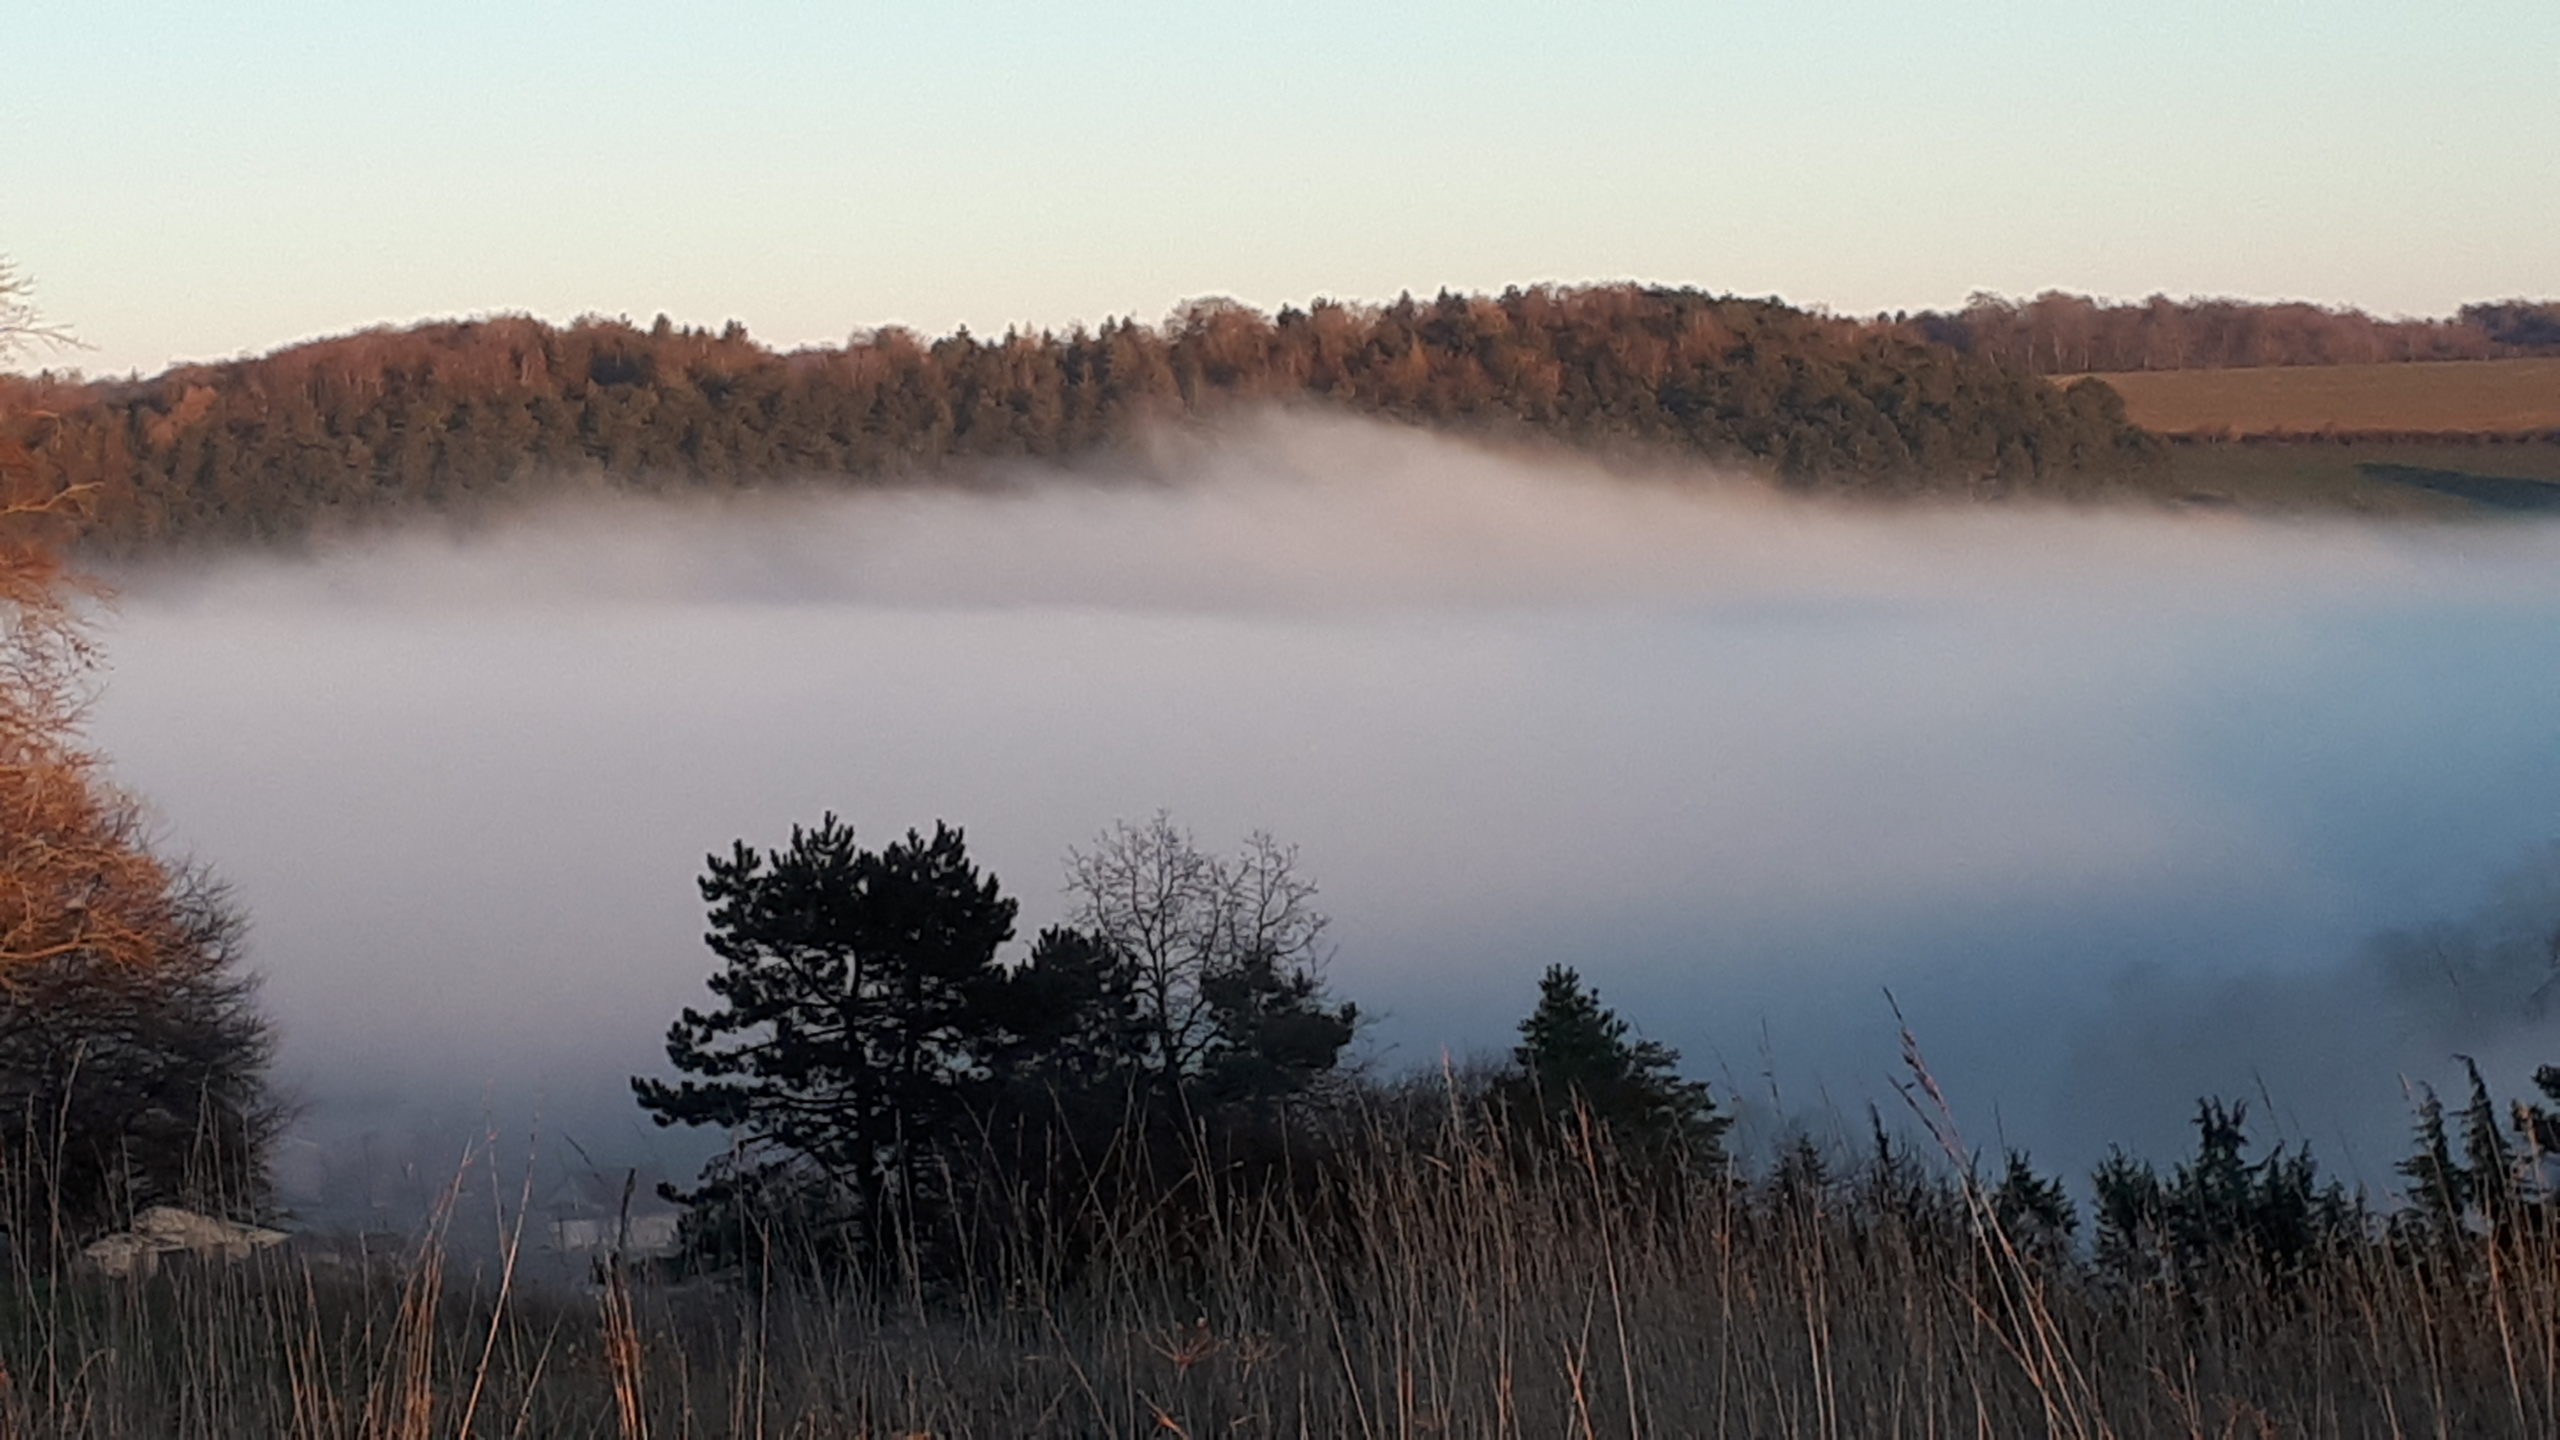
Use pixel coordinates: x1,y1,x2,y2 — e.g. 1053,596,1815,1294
81,416,2560,1221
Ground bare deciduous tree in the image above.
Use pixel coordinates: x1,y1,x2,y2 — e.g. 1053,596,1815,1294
0,311,278,1239
1065,814,1347,1103
0,258,73,363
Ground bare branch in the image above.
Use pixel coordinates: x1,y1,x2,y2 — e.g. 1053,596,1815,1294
0,259,78,363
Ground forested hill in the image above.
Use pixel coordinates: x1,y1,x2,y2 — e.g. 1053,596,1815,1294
0,286,2162,551
1908,293,2560,376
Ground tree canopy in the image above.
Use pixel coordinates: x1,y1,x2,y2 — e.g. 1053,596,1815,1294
634,813,1360,1274
1498,963,1730,1170
0,360,276,1241
631,817,1017,1259
0,284,2169,552
1907,290,2560,374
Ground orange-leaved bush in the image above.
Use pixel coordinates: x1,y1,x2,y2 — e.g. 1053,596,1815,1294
0,410,277,1243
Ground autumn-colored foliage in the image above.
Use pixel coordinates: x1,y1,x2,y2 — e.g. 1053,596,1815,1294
1906,291,2560,375
0,427,156,987
1,286,2167,550
0,415,275,1237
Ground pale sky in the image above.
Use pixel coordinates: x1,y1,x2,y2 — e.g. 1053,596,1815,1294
8,0,2555,379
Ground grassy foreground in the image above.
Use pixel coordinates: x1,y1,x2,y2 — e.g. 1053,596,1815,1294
7,1096,2559,1439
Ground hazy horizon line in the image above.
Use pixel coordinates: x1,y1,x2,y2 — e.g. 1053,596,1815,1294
15,276,2558,387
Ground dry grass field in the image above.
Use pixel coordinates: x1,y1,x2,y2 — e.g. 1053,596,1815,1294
2159,438,2560,514
12,1098,2560,1439
2081,357,2560,437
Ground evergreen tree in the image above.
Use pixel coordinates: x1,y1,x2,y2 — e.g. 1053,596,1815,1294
2393,1060,2560,1250
2455,1057,2517,1218
988,925,1145,1095
2395,1083,2471,1236
2093,1099,2356,1288
639,813,1364,1276
1498,964,1729,1168
2090,1148,2169,1282
1992,1150,2079,1260
632,816,1017,1263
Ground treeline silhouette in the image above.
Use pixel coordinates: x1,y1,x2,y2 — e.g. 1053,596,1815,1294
1908,290,2560,374
631,810,2560,1317
633,813,1730,1283
584,808,2560,1436
23,800,2560,1431
0,286,2162,550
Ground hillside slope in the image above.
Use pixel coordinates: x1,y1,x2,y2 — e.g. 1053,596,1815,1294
2081,358,2560,437
0,287,2160,550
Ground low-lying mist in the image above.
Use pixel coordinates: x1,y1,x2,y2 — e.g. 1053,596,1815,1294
84,416,2560,1222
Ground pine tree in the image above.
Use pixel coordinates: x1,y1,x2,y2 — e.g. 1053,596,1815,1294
2456,1057,2516,1219
2396,1084,2471,1234
2098,1099,2355,1287
632,816,1017,1263
989,925,1145,1094
1498,964,1729,1169
1992,1150,2080,1260
2090,1148,2169,1282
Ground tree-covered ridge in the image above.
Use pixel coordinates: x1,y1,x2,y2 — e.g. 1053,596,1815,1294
0,285,2161,550
1907,291,2560,375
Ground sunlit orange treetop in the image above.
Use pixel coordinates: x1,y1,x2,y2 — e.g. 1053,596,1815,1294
0,419,182,987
